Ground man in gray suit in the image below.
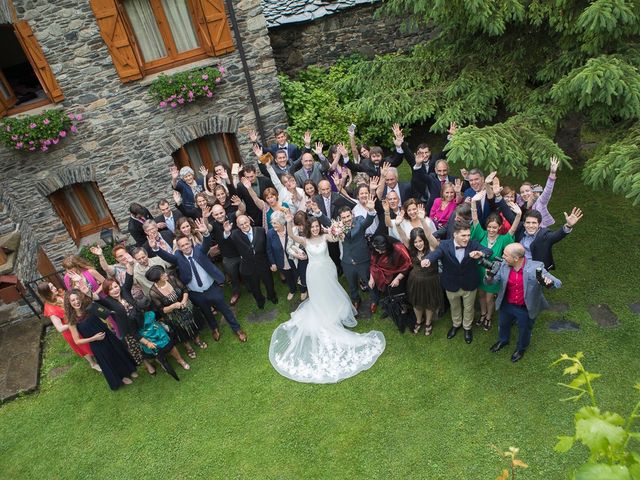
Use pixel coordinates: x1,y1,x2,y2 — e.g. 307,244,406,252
294,152,330,187
487,243,562,362
338,196,377,312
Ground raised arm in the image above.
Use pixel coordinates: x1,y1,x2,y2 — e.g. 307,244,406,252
89,245,115,278
417,204,440,250
285,210,306,246
348,127,360,163
506,202,522,237
170,165,179,189
470,191,484,227
240,176,266,212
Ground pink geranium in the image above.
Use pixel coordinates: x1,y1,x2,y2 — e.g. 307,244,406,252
30,123,37,129
43,118,50,125
70,125,78,134
59,130,67,138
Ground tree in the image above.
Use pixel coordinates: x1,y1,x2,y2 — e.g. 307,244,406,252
338,0,640,204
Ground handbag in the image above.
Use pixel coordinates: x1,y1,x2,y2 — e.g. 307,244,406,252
138,311,171,355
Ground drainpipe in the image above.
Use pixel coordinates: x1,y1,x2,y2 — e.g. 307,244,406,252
224,0,267,144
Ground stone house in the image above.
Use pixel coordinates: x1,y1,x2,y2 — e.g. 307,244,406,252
0,0,287,320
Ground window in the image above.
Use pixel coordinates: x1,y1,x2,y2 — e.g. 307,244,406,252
0,22,64,117
49,182,116,244
90,0,234,82
172,133,241,172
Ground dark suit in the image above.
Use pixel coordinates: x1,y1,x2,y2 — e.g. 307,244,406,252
128,208,153,246
262,142,302,163
314,192,354,273
294,158,330,187
382,182,413,204
266,229,298,295
143,229,174,257
489,259,561,352
236,176,274,227
154,209,183,235
154,233,242,333
228,227,276,306
427,239,493,330
464,187,492,226
341,212,375,302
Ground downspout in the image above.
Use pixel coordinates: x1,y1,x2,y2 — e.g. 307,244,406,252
224,0,267,143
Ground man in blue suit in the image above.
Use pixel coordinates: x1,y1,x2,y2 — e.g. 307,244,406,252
149,218,247,343
337,197,377,312
463,169,492,226
424,222,493,344
487,243,561,362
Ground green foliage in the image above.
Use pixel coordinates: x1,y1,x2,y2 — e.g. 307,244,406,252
278,59,392,148
0,109,81,153
78,243,116,273
552,353,640,479
334,0,640,201
148,65,224,108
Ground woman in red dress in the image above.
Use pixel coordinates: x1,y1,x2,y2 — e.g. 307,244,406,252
38,282,101,371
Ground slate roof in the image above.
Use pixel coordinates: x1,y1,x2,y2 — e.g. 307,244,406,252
261,0,379,28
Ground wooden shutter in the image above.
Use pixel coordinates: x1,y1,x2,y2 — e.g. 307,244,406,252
13,21,64,103
90,0,144,83
0,71,17,117
192,0,234,56
49,191,80,243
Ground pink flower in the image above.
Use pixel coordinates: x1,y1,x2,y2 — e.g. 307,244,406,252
30,123,37,129
202,74,209,80
218,66,225,74
29,146,36,151
70,125,78,133
181,86,187,91
43,118,50,125
68,113,75,120
170,94,176,100
188,91,194,98
15,142,23,148
75,114,83,121
44,139,52,146
11,135,17,141
203,85,209,91
215,77,221,84
206,91,213,98
29,140,34,145
159,101,167,108
177,98,185,104
171,102,177,108
59,130,67,138
52,138,59,145
41,145,48,152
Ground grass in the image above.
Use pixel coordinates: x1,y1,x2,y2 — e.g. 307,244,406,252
1,165,639,479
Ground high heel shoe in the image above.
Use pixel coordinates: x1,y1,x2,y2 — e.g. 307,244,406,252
424,323,433,336
413,322,423,334
476,313,487,327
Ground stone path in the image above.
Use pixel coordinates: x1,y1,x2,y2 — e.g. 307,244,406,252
0,317,43,403
629,303,640,315
588,304,620,328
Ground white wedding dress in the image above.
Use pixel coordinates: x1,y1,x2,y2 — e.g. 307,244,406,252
269,237,385,383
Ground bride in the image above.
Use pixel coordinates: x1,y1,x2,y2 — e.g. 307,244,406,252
269,198,385,383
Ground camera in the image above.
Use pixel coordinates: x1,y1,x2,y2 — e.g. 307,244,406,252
536,266,552,288
478,256,503,277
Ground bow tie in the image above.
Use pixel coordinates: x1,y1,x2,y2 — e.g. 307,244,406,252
455,246,466,250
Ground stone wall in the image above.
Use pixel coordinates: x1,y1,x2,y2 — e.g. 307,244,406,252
0,0,288,282
268,3,434,75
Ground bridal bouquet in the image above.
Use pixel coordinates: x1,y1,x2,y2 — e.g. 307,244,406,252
328,220,349,241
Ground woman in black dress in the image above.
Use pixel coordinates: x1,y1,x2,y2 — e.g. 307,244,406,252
146,265,206,361
65,289,137,390
405,228,443,335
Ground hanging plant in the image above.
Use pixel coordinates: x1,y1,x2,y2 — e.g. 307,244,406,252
0,109,82,152
148,65,225,109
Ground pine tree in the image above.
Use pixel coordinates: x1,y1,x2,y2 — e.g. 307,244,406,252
339,0,640,204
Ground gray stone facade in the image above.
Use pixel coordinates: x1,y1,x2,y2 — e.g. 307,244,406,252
0,0,288,287
268,3,435,74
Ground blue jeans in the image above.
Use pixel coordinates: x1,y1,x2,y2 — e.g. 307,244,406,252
498,303,535,352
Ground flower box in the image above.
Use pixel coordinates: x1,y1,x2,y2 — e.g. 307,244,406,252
0,109,82,153
148,65,225,109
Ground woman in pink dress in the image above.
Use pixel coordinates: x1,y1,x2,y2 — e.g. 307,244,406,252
62,255,105,296
429,181,463,229
38,282,101,371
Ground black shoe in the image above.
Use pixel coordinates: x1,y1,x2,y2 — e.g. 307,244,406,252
447,326,460,339
511,350,525,363
269,296,279,305
464,329,473,344
257,301,265,310
489,341,509,353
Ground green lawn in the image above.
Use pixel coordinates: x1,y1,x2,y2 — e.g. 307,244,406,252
1,165,638,479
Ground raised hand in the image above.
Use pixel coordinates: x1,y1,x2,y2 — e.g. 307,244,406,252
337,143,348,157
369,175,380,191
485,171,498,184
417,203,426,219
223,220,232,233
414,150,425,166
381,161,391,177
454,178,463,194
303,130,312,146
395,209,405,225
248,129,258,143
202,205,212,219
230,195,242,207
147,235,157,250
365,193,376,211
76,278,89,295
550,155,559,175
156,221,167,229
448,121,458,136
172,190,182,205
308,201,320,214
492,177,503,196
218,168,229,180
90,245,103,256
240,176,252,189
314,142,323,156
284,210,293,223
194,218,208,234
198,166,208,178
508,202,522,215
564,207,583,227
460,168,469,180
381,199,390,212
252,143,263,157
472,191,486,203
331,171,343,188
170,165,179,180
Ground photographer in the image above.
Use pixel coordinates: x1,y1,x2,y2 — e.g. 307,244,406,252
487,243,561,363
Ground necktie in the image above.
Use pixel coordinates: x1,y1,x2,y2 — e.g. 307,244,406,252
306,169,311,179
247,230,253,243
455,246,465,250
188,257,203,287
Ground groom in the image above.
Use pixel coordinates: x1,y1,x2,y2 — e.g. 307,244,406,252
338,193,377,312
